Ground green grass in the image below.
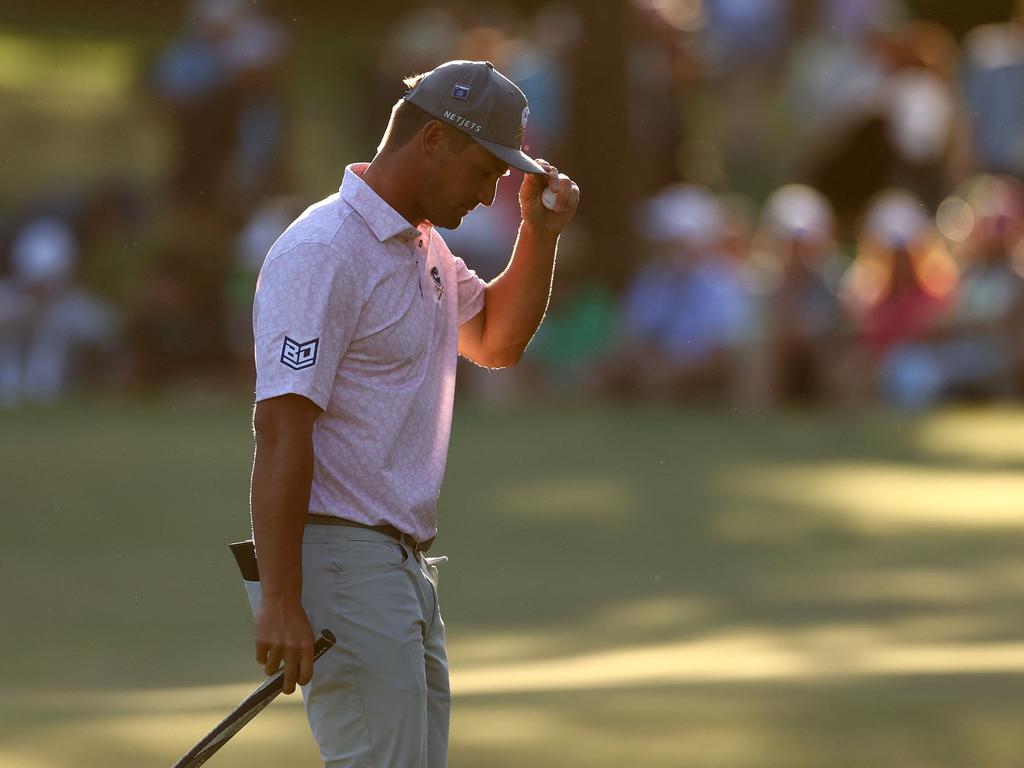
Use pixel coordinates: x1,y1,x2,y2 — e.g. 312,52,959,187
3,395,1024,767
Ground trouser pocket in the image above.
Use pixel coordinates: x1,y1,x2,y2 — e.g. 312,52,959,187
423,555,448,588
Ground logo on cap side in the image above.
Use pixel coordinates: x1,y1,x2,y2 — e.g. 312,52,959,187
451,83,471,100
516,106,529,145
443,110,483,133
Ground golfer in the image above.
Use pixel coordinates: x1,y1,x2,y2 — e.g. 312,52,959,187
248,60,579,767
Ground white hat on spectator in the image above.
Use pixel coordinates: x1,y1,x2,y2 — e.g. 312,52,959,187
10,217,77,288
862,190,930,247
639,183,725,248
761,184,834,240
885,70,953,165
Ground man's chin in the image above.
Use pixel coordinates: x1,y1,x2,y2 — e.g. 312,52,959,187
437,211,465,229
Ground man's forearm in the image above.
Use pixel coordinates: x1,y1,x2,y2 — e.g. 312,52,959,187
249,429,315,601
483,221,559,362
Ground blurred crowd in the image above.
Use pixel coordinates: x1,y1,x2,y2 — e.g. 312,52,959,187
523,176,1024,409
2,0,1024,409
0,0,295,405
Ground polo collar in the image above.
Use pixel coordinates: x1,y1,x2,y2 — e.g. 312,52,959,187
340,163,424,243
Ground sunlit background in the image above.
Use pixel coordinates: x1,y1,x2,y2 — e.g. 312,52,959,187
3,1,1024,766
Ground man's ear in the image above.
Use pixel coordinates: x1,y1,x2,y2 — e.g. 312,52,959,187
421,120,447,159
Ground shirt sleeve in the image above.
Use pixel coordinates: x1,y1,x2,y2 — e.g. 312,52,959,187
252,241,362,410
454,255,486,325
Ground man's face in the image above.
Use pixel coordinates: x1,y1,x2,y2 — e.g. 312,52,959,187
422,134,510,229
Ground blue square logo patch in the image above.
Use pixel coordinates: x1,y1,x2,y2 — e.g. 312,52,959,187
451,83,471,100
280,336,319,370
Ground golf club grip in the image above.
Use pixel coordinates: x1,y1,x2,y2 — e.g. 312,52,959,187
170,629,336,768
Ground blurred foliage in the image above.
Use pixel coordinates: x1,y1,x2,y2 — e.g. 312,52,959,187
907,0,1016,35
0,0,1016,36
0,24,369,209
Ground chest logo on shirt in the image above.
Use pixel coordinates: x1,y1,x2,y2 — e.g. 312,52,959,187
430,266,444,300
280,336,319,370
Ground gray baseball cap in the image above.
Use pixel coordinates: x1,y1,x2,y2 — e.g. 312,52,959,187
404,60,545,175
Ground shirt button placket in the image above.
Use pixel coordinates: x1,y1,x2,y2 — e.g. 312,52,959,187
415,236,426,299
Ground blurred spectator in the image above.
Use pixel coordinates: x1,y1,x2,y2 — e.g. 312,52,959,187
220,7,292,209
802,19,970,235
626,1,699,196
883,22,972,199
139,0,291,386
783,0,897,141
704,0,789,76
840,190,959,407
597,184,751,400
962,1,1024,178
701,0,790,193
149,0,243,209
744,184,845,405
931,175,1024,399
150,0,290,213
0,184,136,406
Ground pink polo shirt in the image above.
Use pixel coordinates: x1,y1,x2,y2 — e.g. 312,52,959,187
253,163,487,542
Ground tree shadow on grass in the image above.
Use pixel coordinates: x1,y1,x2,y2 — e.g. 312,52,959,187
5,399,1024,697
440,403,1024,661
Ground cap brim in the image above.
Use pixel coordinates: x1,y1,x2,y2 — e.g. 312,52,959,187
473,136,546,174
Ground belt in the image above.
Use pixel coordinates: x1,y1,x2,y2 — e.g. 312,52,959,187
306,513,433,554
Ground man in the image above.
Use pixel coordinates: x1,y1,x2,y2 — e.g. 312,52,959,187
248,60,579,767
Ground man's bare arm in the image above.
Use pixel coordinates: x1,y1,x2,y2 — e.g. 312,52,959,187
459,161,580,368
250,393,321,694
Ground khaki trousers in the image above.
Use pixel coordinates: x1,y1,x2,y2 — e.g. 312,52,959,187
245,524,450,768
